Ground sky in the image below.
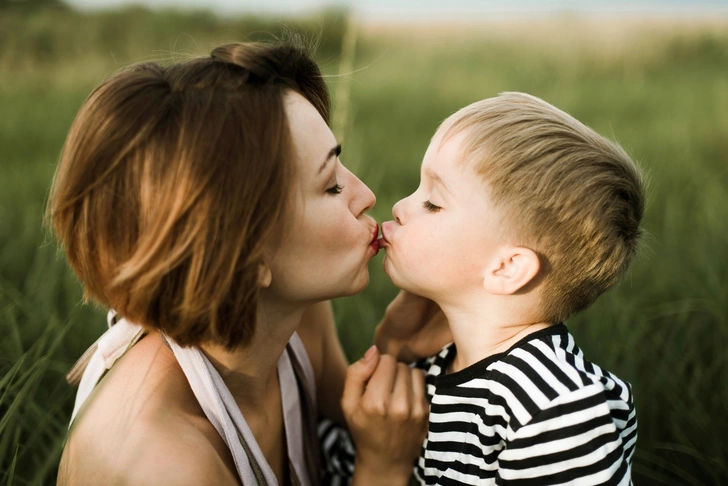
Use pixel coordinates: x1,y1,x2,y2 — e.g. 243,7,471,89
64,0,728,20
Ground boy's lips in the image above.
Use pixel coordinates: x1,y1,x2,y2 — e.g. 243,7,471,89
378,221,393,248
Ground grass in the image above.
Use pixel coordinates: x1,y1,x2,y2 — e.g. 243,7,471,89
1,6,727,485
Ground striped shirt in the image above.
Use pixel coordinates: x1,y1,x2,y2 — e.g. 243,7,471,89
414,324,637,485
318,419,356,485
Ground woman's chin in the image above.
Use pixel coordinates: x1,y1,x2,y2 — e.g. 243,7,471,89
336,272,370,298
351,274,371,294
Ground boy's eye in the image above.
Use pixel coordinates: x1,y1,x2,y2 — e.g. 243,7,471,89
423,200,441,212
326,184,344,195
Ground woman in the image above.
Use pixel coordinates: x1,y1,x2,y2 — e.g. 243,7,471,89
48,40,447,485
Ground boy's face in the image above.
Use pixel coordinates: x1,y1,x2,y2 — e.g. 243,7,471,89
380,130,508,302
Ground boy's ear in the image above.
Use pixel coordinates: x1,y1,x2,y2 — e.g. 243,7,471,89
257,261,272,288
483,246,540,295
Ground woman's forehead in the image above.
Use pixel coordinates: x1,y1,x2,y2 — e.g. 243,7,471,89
284,91,337,177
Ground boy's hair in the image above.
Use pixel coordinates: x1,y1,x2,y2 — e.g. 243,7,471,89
442,92,644,323
46,41,330,349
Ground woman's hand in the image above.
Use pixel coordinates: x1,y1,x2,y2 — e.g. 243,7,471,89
375,290,452,362
342,346,428,486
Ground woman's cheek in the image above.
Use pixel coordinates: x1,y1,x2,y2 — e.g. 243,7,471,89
319,215,355,252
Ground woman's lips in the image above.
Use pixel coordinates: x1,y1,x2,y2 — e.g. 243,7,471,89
369,223,380,252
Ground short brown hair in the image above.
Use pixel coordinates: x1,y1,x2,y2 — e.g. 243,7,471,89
47,41,330,348
442,92,644,322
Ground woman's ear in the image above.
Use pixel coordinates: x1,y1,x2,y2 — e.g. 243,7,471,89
257,262,272,288
483,246,540,295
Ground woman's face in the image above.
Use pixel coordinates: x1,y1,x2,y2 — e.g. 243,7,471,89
264,91,379,304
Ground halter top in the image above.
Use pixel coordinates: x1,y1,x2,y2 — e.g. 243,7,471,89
66,311,320,486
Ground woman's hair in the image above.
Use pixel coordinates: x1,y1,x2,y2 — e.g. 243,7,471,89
440,92,644,323
47,41,330,349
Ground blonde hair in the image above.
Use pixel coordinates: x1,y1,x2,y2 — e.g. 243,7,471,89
442,92,644,322
46,41,330,349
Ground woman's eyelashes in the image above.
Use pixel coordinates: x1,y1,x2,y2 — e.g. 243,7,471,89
326,183,344,195
423,200,441,212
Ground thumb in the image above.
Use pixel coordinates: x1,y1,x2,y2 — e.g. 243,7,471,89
341,345,380,414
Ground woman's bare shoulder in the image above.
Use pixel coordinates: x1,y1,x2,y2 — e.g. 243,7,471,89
59,421,239,486
59,333,239,485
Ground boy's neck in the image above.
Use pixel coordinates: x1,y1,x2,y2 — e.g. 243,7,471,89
439,297,552,373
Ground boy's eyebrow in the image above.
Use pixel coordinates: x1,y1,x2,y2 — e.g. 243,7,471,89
424,168,452,194
318,144,342,174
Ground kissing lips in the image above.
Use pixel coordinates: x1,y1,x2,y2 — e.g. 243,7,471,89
378,221,392,249
369,222,380,252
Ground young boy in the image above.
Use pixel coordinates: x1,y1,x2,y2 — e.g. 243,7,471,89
378,92,642,485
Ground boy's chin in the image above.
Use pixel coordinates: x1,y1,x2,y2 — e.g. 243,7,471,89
382,264,403,287
382,262,435,296
384,271,426,297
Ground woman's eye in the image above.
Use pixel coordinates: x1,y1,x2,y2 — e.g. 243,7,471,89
326,184,344,195
423,200,441,212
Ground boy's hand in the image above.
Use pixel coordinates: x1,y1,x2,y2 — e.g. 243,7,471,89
342,346,428,485
375,290,452,362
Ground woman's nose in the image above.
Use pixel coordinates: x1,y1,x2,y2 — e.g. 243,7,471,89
360,185,376,215
349,170,376,216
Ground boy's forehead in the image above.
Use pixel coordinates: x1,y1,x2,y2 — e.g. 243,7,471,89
425,126,470,165
422,132,490,189
431,120,457,151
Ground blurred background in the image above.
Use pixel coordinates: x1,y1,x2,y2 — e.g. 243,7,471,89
1,0,727,484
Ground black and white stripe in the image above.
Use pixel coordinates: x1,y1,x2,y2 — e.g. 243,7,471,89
319,419,356,486
414,324,637,485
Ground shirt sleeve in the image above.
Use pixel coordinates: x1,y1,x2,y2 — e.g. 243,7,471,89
496,384,634,486
318,418,355,486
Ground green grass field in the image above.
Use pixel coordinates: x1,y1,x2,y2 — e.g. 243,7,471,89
1,5,727,485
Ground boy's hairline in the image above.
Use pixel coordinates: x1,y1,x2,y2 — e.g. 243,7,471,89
430,114,537,254
425,93,645,324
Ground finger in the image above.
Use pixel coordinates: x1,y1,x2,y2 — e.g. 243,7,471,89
425,300,443,321
361,354,397,406
386,290,421,316
390,363,413,417
415,313,452,346
411,368,428,416
395,289,413,304
400,289,421,306
341,346,380,414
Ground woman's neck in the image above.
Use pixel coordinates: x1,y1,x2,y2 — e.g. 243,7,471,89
198,297,306,407
198,296,304,484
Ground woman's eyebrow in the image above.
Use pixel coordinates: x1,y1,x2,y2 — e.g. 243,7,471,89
318,144,342,174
